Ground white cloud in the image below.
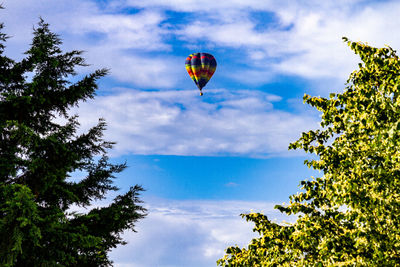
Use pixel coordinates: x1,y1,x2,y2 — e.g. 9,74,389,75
2,0,176,88
87,48,182,88
2,0,99,50
70,11,170,51
4,0,400,90
171,0,400,85
5,0,400,157
125,0,275,12
109,198,293,267
70,88,317,157
178,20,275,48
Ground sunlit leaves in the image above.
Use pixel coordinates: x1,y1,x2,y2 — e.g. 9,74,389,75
218,39,400,265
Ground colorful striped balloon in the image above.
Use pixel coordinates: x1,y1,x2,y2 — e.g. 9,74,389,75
185,53,217,96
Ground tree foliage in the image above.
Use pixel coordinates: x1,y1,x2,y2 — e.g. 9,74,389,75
218,39,400,266
0,17,146,266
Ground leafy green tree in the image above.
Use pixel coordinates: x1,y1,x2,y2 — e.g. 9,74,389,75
218,39,400,266
0,17,146,266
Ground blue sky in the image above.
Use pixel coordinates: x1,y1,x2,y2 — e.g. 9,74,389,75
3,0,399,266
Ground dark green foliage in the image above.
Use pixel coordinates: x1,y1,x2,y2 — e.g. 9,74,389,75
0,17,146,266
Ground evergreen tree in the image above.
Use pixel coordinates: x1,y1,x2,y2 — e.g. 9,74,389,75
218,39,400,266
0,17,146,266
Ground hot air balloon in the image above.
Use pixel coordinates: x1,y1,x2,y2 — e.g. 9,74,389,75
185,53,217,96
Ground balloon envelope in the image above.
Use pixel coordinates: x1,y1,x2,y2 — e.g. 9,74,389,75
185,53,217,95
